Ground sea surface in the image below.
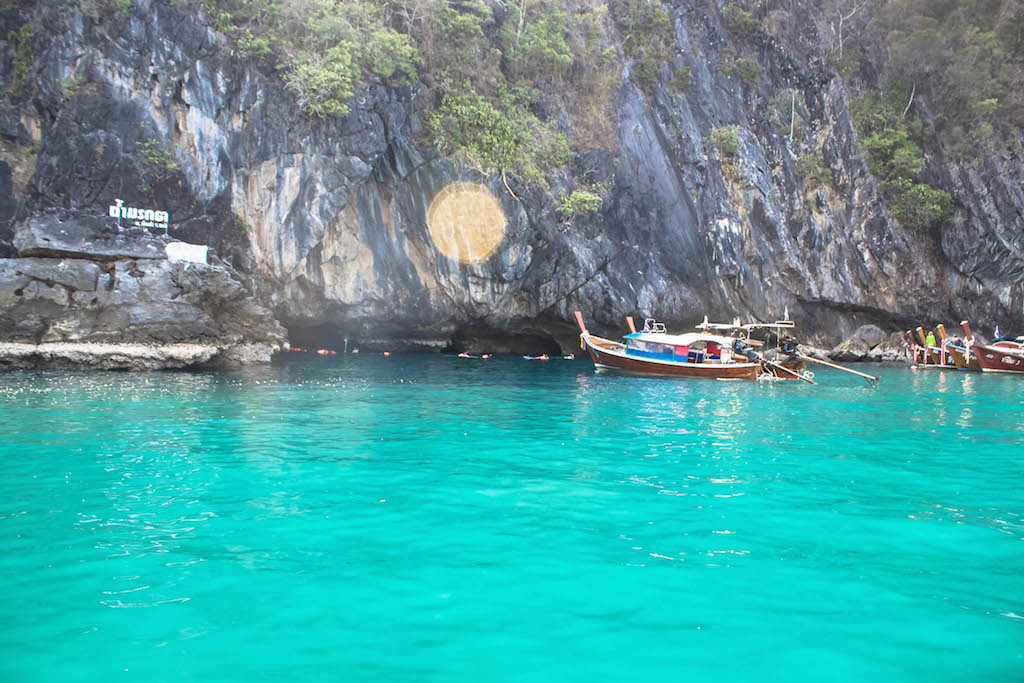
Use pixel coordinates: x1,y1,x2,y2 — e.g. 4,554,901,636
1,356,1022,681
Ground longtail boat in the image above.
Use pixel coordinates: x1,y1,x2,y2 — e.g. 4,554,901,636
574,312,764,380
969,325,1024,374
573,312,880,385
911,326,956,368
941,321,981,370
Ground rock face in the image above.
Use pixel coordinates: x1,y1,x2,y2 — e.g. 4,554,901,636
0,1,1022,360
0,341,220,371
0,211,286,369
830,326,905,362
14,212,169,260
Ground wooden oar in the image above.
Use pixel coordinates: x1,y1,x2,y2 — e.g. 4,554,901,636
756,353,816,384
796,353,881,387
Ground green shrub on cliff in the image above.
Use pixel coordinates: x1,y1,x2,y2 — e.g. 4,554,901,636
423,85,569,188
766,88,806,139
505,7,575,80
886,178,952,232
135,139,180,193
419,1,492,88
632,60,659,93
609,0,672,60
670,66,692,92
734,57,761,83
554,188,603,222
284,45,359,119
7,24,34,89
210,0,419,117
707,126,742,158
851,87,952,232
840,0,1023,165
609,0,672,95
706,126,744,182
795,151,833,189
722,4,760,40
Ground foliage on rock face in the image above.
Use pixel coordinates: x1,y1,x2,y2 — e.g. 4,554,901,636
706,126,743,158
706,126,744,182
7,23,35,89
135,139,180,193
733,57,761,83
824,0,1024,231
766,88,807,139
504,6,574,79
208,0,419,117
59,74,86,98
851,87,952,231
831,0,1024,164
609,0,672,60
886,177,952,232
721,3,760,40
795,150,833,189
670,66,692,92
554,188,603,222
204,0,619,194
609,0,672,95
423,86,569,187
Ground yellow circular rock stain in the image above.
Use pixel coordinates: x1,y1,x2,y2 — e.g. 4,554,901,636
427,182,507,263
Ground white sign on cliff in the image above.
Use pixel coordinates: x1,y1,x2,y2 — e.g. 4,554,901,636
109,199,170,233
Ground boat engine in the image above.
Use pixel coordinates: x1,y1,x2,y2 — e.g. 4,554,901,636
733,338,758,360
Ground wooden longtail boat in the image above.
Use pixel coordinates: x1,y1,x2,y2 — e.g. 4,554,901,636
970,326,1024,373
912,326,957,368
574,312,765,380
571,312,837,384
692,316,808,381
940,321,981,370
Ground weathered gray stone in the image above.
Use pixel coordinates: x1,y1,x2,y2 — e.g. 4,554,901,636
0,342,219,371
830,325,891,362
0,258,100,292
0,215,286,368
15,212,169,261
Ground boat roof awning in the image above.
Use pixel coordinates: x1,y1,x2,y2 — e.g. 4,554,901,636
626,332,737,347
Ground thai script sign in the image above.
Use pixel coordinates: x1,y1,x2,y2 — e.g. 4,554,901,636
109,199,170,232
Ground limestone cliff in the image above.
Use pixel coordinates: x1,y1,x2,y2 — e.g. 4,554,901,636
0,212,286,369
0,0,1021,362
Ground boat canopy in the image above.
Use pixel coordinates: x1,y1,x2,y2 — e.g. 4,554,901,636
626,331,737,347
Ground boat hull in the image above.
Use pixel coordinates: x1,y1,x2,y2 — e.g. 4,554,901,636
976,344,1024,373
585,337,760,380
946,346,981,370
760,359,806,379
911,346,956,368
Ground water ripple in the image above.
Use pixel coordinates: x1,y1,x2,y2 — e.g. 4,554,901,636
0,359,1022,680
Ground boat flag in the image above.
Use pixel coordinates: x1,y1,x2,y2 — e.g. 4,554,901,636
995,324,1001,339
784,305,790,321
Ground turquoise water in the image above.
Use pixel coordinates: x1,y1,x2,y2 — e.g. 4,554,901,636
1,357,1022,681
